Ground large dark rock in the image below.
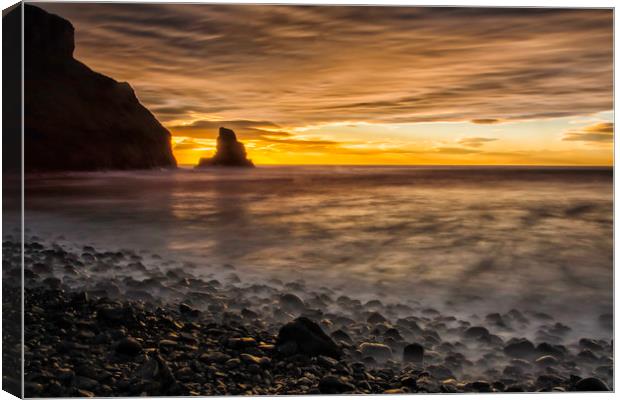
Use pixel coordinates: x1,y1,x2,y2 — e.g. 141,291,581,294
464,326,490,339
275,317,342,359
114,337,142,357
403,343,424,363
19,5,176,171
503,338,537,359
318,375,355,394
574,377,610,391
196,127,254,168
279,293,306,314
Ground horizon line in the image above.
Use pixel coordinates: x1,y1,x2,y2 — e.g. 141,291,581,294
178,163,614,168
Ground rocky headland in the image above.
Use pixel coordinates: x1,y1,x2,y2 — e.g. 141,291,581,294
15,5,177,172
4,238,611,396
196,127,254,168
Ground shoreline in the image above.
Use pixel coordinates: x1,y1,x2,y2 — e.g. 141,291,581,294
5,239,613,395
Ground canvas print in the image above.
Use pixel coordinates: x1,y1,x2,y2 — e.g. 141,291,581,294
1,1,614,397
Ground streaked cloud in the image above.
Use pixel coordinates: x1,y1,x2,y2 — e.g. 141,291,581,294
172,137,213,151
458,137,498,148
563,122,614,143
471,119,502,125
436,147,482,154
38,4,612,127
170,119,287,139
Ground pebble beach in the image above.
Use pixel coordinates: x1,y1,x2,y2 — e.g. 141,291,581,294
5,238,612,396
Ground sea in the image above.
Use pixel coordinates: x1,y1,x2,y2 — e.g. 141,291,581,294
16,166,613,339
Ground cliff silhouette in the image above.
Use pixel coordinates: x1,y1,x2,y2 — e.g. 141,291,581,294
15,5,177,171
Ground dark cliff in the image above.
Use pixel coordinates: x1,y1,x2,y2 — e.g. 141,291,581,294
196,127,254,168
19,5,176,171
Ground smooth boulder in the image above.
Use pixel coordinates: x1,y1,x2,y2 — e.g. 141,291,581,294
276,317,342,359
504,338,537,359
403,343,424,363
319,375,355,394
279,294,306,313
114,337,142,357
574,377,610,391
359,342,392,362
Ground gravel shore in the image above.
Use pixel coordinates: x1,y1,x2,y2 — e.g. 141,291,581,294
4,238,612,395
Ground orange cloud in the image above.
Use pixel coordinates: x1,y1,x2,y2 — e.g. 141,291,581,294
563,122,613,144
471,119,502,125
458,137,498,148
39,4,612,127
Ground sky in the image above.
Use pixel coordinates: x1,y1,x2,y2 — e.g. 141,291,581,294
37,3,613,166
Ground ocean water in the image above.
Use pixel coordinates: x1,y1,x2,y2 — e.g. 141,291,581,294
19,166,613,338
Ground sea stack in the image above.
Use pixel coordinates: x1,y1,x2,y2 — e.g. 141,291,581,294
19,5,177,171
196,127,254,168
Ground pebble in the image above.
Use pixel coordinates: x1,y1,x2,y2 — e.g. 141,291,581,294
535,355,559,367
575,377,610,391
470,380,492,392
579,338,604,352
240,353,270,366
359,342,392,362
503,338,537,359
367,312,387,324
276,317,342,358
464,326,489,339
403,343,424,363
114,337,142,356
427,365,455,380
279,294,306,313
318,375,355,394
227,337,257,348
331,329,352,344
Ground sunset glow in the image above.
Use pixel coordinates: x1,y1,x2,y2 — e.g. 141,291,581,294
39,3,613,166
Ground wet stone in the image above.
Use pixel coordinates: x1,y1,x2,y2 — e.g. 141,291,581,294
114,337,142,357
577,349,599,362
535,355,559,367
359,342,392,362
464,326,489,339
317,355,339,369
158,339,179,350
427,365,455,380
367,312,387,324
276,317,342,359
199,351,229,364
503,339,537,359
179,302,200,316
579,338,604,352
240,353,270,366
74,376,98,391
227,337,257,349
403,343,424,363
280,294,306,313
331,329,352,344
469,380,492,392
536,342,565,359
318,375,355,394
384,328,403,341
